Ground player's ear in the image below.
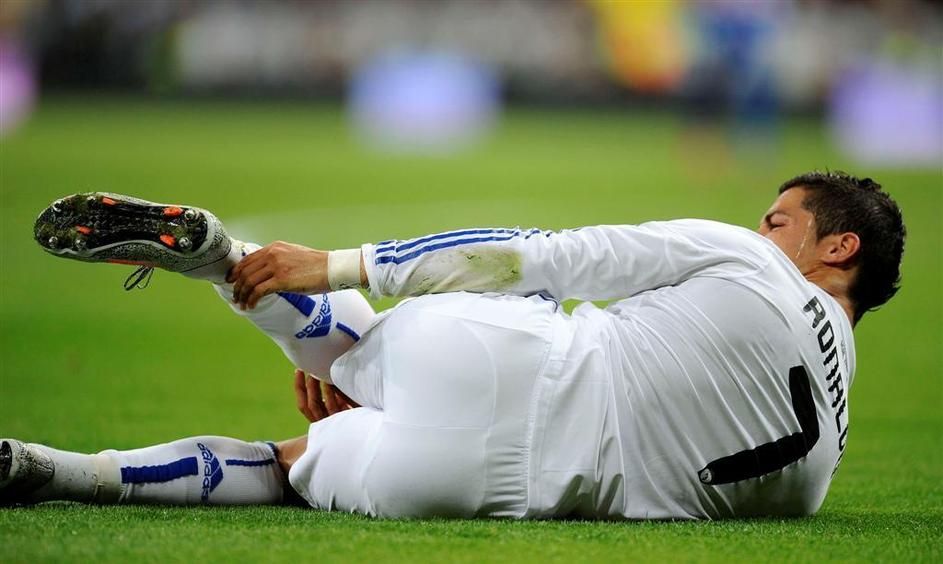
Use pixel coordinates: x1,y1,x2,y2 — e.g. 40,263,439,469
819,232,860,267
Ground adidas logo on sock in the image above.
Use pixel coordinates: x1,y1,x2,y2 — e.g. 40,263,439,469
294,295,333,339
197,443,224,502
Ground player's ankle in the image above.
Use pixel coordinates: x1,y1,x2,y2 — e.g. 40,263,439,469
183,238,255,285
27,446,122,504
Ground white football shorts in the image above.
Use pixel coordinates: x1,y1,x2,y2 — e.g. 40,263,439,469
287,292,567,518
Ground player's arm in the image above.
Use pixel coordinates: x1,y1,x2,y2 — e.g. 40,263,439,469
228,220,769,308
364,220,770,300
227,241,364,309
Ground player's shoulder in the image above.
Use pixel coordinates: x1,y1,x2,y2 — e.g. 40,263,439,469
661,218,761,239
656,218,778,260
666,218,823,306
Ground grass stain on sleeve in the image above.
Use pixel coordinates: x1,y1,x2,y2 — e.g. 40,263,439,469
404,247,523,295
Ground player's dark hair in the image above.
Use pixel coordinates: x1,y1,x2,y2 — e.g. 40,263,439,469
779,171,905,324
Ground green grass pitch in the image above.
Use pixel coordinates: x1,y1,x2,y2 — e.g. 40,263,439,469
1,96,940,562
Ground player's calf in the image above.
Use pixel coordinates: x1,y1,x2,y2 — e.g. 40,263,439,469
0,436,291,506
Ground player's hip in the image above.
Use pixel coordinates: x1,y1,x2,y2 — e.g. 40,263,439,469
331,291,562,409
323,291,586,517
376,291,617,518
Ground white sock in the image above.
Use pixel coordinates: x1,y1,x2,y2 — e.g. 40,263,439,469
104,436,286,505
213,243,377,382
31,437,287,505
29,445,121,504
180,238,248,285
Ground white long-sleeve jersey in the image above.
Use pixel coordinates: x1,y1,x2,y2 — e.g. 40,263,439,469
359,220,855,519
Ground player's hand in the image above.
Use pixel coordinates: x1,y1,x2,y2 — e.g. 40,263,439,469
227,241,329,310
293,369,360,423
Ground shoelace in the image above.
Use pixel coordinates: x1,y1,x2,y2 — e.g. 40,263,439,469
124,265,155,290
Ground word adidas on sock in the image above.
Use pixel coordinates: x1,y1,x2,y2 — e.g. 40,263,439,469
197,442,224,502
295,296,332,339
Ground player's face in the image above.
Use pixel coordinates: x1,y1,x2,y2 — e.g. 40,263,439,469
758,187,818,267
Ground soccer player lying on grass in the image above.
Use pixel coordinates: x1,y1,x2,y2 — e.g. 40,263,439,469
1,171,905,520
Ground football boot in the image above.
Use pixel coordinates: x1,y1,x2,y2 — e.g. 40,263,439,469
0,439,54,506
34,192,234,288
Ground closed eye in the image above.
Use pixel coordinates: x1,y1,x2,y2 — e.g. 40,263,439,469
763,212,788,230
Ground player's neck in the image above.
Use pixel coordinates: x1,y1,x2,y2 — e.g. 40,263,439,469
803,266,856,327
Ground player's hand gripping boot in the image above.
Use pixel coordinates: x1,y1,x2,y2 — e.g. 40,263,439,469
34,193,235,288
0,439,54,506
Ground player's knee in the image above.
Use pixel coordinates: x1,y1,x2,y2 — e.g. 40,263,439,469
329,289,376,336
278,290,376,380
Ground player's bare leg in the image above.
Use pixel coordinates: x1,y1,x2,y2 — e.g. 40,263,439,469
273,436,308,479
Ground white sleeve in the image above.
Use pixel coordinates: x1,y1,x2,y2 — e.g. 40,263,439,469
361,219,773,301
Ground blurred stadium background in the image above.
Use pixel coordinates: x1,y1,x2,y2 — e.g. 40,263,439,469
3,0,943,162
1,1,941,562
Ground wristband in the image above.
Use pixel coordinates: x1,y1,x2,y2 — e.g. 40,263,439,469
327,248,362,290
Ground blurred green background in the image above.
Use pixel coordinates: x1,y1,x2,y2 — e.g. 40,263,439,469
0,96,940,561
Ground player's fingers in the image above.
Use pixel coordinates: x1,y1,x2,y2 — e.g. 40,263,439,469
293,368,305,400
236,268,274,308
232,256,272,305
231,255,265,302
306,375,328,421
322,384,349,414
228,247,264,283
246,278,279,310
322,382,341,415
338,392,356,411
231,253,272,298
300,374,321,423
294,369,315,422
334,387,360,409
328,386,350,411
